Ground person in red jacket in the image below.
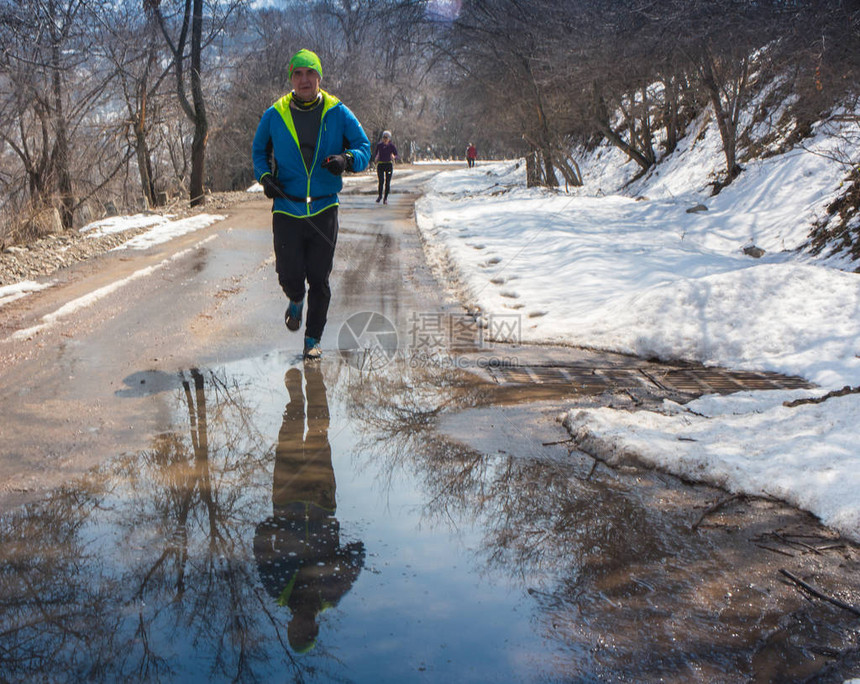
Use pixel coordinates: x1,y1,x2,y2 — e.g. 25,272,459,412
466,142,477,168
373,130,398,204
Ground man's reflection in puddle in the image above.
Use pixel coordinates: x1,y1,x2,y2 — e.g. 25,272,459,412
254,365,364,653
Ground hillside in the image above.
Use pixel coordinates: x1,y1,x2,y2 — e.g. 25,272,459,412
413,100,860,540
575,99,859,270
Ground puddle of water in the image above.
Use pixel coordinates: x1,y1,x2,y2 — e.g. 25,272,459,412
1,351,858,682
0,353,564,682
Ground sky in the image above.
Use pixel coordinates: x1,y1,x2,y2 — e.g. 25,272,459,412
2,106,859,542
413,112,860,542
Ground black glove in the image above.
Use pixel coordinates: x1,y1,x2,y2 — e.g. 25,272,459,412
260,174,283,199
321,153,352,175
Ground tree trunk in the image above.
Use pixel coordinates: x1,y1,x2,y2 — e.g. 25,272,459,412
156,0,208,207
663,75,680,155
50,24,74,229
638,87,655,165
595,118,654,171
541,147,559,188
555,153,583,188
188,0,207,207
525,151,541,188
591,83,654,172
699,49,746,184
135,126,157,209
134,17,161,209
133,69,158,208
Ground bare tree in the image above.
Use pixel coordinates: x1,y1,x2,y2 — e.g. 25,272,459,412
667,0,819,189
0,0,136,234
97,0,173,209
441,0,581,185
0,0,83,228
316,0,434,156
152,0,243,206
209,0,436,190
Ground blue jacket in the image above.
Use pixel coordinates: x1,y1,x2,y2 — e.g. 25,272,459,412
252,90,370,217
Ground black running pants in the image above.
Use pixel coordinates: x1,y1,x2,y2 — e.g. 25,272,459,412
376,162,393,200
272,207,338,339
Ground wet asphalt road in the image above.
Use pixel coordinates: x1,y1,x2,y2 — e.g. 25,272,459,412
1,166,859,682
0,167,443,506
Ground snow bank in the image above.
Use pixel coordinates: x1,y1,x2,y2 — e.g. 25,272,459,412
416,115,860,540
563,391,860,537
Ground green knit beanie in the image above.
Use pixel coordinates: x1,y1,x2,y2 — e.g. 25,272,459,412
288,49,323,79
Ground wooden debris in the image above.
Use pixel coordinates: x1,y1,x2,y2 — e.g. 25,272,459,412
691,493,743,531
779,569,860,617
784,385,860,407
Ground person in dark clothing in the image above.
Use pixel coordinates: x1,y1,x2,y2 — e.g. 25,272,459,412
373,130,398,204
466,143,477,168
252,49,370,359
254,365,365,653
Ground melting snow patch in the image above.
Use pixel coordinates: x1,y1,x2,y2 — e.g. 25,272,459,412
82,213,172,237
0,280,52,308
112,214,225,250
7,236,217,341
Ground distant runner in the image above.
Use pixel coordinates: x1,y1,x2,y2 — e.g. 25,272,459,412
373,130,398,205
466,142,477,168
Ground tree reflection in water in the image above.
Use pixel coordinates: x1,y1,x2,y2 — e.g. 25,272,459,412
341,358,860,681
340,358,719,677
2,356,849,681
344,358,661,580
0,365,347,681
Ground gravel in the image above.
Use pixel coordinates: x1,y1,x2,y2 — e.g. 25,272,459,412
0,191,255,287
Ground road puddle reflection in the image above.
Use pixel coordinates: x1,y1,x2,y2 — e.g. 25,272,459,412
255,365,365,654
0,352,857,682
0,353,551,682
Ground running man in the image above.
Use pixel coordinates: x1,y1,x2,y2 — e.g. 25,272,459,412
252,49,370,359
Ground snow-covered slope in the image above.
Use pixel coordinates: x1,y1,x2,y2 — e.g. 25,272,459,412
415,108,860,540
